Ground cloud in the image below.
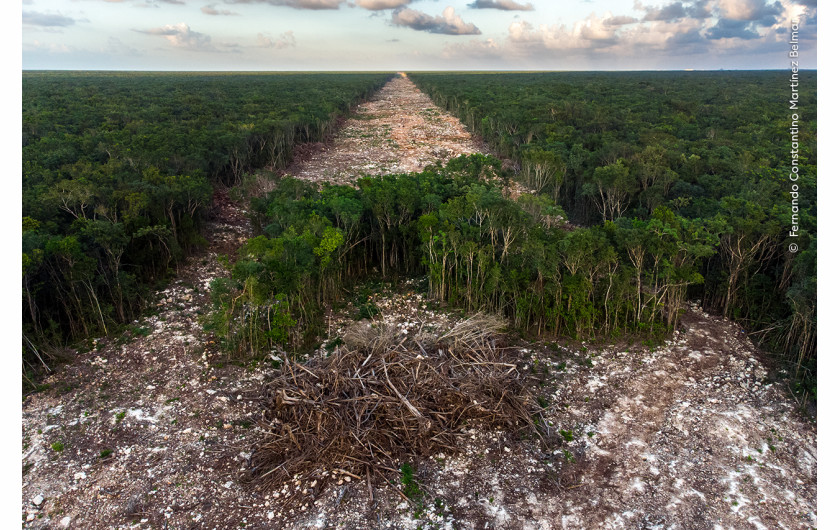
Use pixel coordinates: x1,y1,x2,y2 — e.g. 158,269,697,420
136,23,219,51
256,31,296,48
436,0,815,68
718,0,782,22
223,0,345,8
391,6,481,35
686,0,713,18
603,15,638,26
442,38,502,59
23,11,77,27
641,2,686,21
448,12,713,63
355,0,411,9
467,0,533,11
705,17,760,39
633,0,714,21
202,4,239,14
508,14,624,50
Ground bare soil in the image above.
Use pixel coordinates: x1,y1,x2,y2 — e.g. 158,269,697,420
281,73,490,185
21,75,816,530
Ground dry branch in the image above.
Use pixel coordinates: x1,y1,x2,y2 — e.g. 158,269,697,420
245,313,538,499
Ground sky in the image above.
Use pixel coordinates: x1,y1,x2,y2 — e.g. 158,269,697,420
21,0,817,71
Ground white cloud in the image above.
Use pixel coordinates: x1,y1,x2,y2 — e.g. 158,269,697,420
137,23,219,52
442,38,502,59
23,11,78,27
508,14,622,51
603,15,638,26
392,6,481,35
224,0,345,9
354,0,411,10
717,0,782,21
202,4,240,15
467,0,534,11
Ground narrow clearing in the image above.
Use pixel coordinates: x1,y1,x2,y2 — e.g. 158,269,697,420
282,73,489,185
21,76,816,529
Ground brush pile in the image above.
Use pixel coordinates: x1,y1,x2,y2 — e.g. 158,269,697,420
247,313,538,492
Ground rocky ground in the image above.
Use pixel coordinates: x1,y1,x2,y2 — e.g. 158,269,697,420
281,73,490,186
22,76,816,529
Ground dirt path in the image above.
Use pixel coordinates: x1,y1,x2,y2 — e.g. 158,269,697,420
21,76,816,530
283,73,490,185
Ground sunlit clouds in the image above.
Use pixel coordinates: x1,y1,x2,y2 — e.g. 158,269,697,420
136,23,219,51
22,0,817,70
391,6,481,35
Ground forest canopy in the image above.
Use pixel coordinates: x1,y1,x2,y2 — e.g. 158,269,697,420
408,71,816,397
22,71,394,378
22,70,817,401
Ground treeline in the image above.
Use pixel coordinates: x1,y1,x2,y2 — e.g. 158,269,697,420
409,72,817,397
22,72,393,375
210,155,715,356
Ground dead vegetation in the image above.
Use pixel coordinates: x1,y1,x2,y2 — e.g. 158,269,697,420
247,314,540,499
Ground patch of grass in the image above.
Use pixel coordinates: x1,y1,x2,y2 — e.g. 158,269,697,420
131,325,151,338
356,301,379,320
537,396,549,408
562,449,576,463
560,429,575,442
352,285,382,320
400,463,422,503
51,442,64,452
99,449,113,458
324,336,344,352
115,411,126,423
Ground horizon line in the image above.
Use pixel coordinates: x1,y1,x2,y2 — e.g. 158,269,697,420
22,68,817,73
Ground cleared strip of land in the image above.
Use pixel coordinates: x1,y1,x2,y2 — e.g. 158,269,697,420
284,73,488,185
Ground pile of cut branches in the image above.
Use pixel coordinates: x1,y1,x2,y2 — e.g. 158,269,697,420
247,313,540,494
